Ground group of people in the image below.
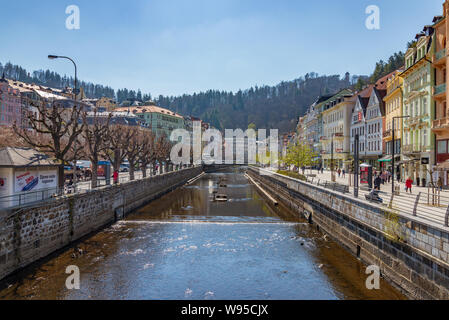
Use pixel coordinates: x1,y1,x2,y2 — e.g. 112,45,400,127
336,168,346,178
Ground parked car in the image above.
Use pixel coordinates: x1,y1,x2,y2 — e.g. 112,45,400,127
120,164,129,172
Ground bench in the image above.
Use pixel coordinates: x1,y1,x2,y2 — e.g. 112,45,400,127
323,181,350,194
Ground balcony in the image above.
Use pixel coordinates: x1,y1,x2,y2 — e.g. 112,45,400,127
434,83,447,100
434,49,446,67
433,117,449,131
383,129,392,139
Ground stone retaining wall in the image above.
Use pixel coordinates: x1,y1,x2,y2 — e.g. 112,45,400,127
0,167,202,281
248,167,449,300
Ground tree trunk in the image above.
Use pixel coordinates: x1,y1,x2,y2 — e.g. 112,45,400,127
58,165,65,194
141,164,147,178
91,163,98,189
129,161,135,181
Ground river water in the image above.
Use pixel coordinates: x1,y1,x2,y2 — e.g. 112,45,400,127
0,168,405,300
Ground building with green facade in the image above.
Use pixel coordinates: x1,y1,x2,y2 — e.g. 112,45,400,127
115,103,185,138
400,28,435,186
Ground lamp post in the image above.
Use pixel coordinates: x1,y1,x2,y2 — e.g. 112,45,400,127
392,115,410,195
48,55,78,192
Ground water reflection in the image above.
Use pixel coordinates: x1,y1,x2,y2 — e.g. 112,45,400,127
0,168,405,300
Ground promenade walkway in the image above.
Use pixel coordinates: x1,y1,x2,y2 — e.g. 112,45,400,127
277,168,449,231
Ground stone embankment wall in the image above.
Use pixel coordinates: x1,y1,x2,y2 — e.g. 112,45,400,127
248,167,449,300
0,167,202,281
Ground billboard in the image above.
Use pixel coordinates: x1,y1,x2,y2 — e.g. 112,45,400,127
14,170,58,193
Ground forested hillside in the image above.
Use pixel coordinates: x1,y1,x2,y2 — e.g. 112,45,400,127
1,50,404,132
0,62,115,99
156,73,363,132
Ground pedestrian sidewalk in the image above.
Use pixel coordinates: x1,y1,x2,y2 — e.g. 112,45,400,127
290,169,449,230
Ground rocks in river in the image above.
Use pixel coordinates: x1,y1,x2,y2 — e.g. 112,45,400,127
71,247,84,259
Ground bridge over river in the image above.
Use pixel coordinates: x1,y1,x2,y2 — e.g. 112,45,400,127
0,167,404,300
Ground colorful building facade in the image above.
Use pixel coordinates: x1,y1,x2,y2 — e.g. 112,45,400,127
400,30,435,186
0,74,21,127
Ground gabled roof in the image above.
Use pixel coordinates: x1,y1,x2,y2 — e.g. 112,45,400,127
352,85,374,117
0,147,58,168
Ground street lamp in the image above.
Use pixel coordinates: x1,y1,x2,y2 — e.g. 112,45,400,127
48,55,78,192
392,115,410,195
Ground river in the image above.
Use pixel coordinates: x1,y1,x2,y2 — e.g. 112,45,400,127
0,168,405,300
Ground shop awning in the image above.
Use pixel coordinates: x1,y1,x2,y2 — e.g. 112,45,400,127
378,155,392,162
437,160,449,169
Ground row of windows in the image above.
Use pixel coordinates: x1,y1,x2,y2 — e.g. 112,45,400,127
367,108,379,119
350,141,381,153
403,129,428,146
404,97,428,117
404,72,429,93
351,126,364,138
325,110,343,124
386,97,401,115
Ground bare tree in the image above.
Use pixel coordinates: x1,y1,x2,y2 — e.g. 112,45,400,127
138,130,156,178
13,98,84,188
155,134,172,173
125,127,142,181
81,110,111,189
103,124,134,183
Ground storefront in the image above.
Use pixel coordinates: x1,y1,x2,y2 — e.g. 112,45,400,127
0,147,61,209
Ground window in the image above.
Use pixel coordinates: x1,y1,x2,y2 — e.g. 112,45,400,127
438,140,448,154
423,130,428,146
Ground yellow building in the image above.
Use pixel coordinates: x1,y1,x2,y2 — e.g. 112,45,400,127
383,70,404,163
96,97,117,111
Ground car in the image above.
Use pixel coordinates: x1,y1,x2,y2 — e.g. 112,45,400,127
120,165,129,172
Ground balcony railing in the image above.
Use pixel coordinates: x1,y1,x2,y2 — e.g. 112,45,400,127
435,83,447,96
383,129,392,138
436,48,446,61
433,117,449,129
403,144,430,153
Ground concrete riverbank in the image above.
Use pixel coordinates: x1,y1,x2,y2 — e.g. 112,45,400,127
247,166,449,300
0,167,202,281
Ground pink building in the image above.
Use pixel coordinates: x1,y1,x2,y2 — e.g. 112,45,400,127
0,74,21,127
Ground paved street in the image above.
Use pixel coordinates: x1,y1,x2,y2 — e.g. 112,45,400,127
279,168,449,230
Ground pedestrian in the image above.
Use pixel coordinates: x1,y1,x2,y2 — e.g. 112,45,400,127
438,177,443,192
337,169,341,178
374,175,382,191
113,170,119,184
342,169,346,178
321,167,324,174
405,177,413,193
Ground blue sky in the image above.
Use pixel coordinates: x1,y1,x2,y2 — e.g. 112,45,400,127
0,0,444,96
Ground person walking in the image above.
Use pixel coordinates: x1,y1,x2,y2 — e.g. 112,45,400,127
374,175,382,191
405,177,413,194
337,169,341,178
342,169,346,178
113,170,119,184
